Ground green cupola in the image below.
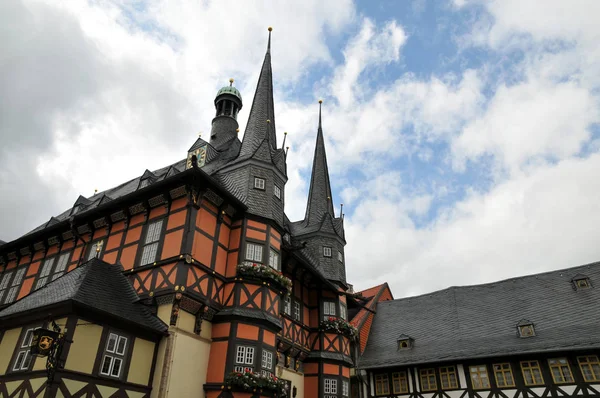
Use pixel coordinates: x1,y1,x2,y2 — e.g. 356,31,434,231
210,78,243,147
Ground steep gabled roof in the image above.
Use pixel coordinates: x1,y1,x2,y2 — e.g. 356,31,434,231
0,258,167,334
360,261,600,369
350,283,393,354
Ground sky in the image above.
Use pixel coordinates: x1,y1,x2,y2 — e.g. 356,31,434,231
1,0,599,298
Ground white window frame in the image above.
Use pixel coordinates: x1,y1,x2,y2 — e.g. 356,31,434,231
36,258,56,289
12,327,39,371
338,251,343,262
4,267,26,304
261,349,274,376
254,177,266,190
274,184,281,199
323,300,336,320
52,252,70,281
283,295,291,316
293,300,302,322
87,240,104,261
269,249,280,271
324,378,338,394
0,271,13,303
340,304,347,320
342,380,349,396
234,345,255,372
245,243,263,262
99,332,128,378
140,219,163,266
323,246,332,257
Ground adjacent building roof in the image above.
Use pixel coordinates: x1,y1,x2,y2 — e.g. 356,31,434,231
350,283,393,354
360,261,600,369
0,258,167,334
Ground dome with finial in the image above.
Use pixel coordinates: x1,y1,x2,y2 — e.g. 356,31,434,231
216,78,242,102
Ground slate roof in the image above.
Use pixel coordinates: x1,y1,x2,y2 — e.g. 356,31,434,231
0,258,167,334
360,261,600,369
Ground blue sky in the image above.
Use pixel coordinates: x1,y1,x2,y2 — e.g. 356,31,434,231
1,0,599,296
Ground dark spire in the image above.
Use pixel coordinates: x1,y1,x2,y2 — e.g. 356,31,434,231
304,100,335,225
239,27,277,159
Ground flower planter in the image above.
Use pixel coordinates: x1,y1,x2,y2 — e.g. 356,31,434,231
236,263,292,295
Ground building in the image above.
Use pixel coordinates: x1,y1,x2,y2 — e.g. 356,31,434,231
0,28,365,398
357,262,600,398
1,27,599,398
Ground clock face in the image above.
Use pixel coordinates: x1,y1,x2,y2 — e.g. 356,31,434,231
186,145,207,169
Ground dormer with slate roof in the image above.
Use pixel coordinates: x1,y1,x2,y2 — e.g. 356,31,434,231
216,27,288,227
291,101,347,287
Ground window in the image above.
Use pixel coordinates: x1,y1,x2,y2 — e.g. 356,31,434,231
420,369,437,391
246,243,263,262
375,374,390,395
518,324,535,338
440,366,459,389
342,380,349,396
36,258,56,289
493,363,515,387
261,350,274,376
4,267,26,304
52,252,70,281
234,346,255,372
338,251,343,262
274,185,281,199
392,371,409,394
549,358,574,384
12,327,39,372
254,177,265,190
323,246,332,257
521,361,544,386
340,304,347,320
0,271,13,303
87,240,104,261
324,379,338,396
100,332,127,378
282,295,291,316
140,220,163,266
323,301,336,320
578,356,600,382
293,300,302,322
269,249,280,271
469,365,490,389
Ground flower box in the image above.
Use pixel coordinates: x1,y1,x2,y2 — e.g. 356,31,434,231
236,263,292,294
225,370,288,397
320,317,358,339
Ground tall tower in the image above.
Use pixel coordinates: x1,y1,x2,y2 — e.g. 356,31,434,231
292,101,347,287
209,79,243,149
217,27,288,227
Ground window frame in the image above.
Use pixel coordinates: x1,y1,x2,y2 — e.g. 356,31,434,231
440,365,459,389
323,300,337,320
323,246,332,257
337,251,343,263
234,345,255,372
3,267,26,304
0,270,15,304
282,295,291,316
11,326,41,372
139,219,164,267
469,365,491,390
392,371,409,394
578,355,600,382
324,378,338,395
375,373,390,396
339,303,347,320
342,379,349,397
254,177,266,190
493,363,515,388
261,349,275,376
51,252,71,281
548,358,574,384
520,360,545,386
87,239,104,261
268,248,280,271
293,299,302,322
420,368,437,392
99,332,129,379
245,242,264,263
274,184,281,199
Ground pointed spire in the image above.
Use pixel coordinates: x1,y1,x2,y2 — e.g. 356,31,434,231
239,27,277,159
304,100,335,225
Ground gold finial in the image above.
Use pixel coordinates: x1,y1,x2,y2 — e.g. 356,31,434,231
198,131,202,138
229,78,234,86
268,27,273,32
266,119,271,123
236,128,240,133
327,196,331,200
284,131,287,135
318,99,323,104
94,189,98,194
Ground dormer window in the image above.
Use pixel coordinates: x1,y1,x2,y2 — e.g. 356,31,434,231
517,320,535,338
323,247,332,257
397,334,414,350
139,179,150,189
572,274,592,290
274,185,281,199
254,177,265,190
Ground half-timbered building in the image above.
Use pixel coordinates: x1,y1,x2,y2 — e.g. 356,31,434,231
357,262,600,398
0,28,362,398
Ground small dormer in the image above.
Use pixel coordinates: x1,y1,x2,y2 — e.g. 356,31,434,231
517,319,535,338
71,195,92,216
397,334,414,350
138,170,157,190
572,274,592,290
